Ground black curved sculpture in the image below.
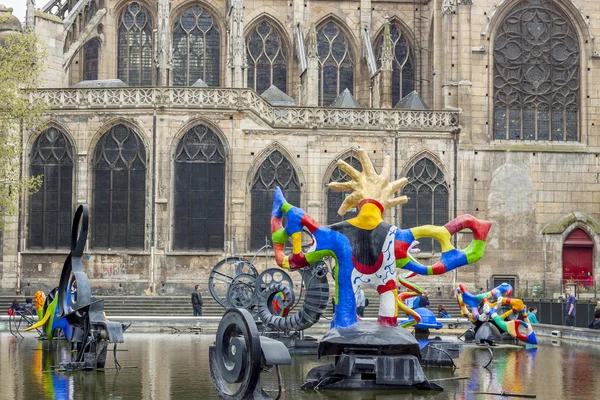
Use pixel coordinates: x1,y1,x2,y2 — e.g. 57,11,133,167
26,205,129,370
209,308,291,399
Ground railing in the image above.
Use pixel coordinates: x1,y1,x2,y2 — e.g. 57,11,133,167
28,87,460,132
481,279,599,300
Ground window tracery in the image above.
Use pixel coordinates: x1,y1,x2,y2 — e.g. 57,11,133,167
246,20,287,94
172,5,220,86
493,0,579,141
251,150,300,249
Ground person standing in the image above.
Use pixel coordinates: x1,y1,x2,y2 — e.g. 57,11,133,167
565,287,576,327
585,272,594,290
356,289,366,317
420,291,430,309
24,283,32,297
192,284,203,316
528,307,539,324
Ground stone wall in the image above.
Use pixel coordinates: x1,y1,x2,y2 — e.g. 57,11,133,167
4,0,600,296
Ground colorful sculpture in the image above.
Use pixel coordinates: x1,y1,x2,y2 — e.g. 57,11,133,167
456,283,537,345
271,149,492,329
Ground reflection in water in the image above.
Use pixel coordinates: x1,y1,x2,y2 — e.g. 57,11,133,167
1,333,600,400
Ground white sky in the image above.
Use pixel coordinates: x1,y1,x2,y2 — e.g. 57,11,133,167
5,0,27,23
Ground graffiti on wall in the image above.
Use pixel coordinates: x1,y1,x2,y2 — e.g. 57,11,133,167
102,263,128,279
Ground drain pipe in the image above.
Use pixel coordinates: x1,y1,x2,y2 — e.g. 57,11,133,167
16,118,25,294
150,110,157,293
394,132,398,227
452,126,460,288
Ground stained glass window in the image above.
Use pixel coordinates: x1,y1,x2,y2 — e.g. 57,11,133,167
174,124,226,251
251,150,300,249
327,155,362,224
117,2,153,86
83,38,100,81
316,21,354,106
172,5,220,86
374,22,415,106
401,158,448,253
29,128,73,249
93,124,146,249
247,20,287,94
493,0,579,141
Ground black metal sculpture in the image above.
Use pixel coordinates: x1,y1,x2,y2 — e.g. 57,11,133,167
26,205,129,370
209,308,291,399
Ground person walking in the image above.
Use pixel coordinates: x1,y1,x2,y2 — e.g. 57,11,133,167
565,287,576,327
191,284,203,316
356,289,366,317
528,307,539,324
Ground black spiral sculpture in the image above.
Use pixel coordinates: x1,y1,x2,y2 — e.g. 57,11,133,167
257,262,330,332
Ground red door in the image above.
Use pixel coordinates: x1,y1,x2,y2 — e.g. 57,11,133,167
562,229,593,286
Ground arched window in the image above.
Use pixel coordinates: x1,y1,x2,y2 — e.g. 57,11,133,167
401,158,448,253
117,2,153,86
374,22,415,106
172,5,220,86
83,38,100,81
93,124,146,249
316,21,354,106
29,128,74,249
251,150,300,250
246,20,287,94
327,154,362,224
493,0,579,141
174,124,226,250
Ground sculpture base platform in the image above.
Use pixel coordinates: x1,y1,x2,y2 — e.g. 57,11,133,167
318,322,421,357
420,339,464,367
275,335,319,355
302,323,442,391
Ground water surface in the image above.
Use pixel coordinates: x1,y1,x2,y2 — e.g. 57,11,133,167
0,333,598,400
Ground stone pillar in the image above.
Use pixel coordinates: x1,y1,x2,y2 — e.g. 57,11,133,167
156,0,171,86
378,18,393,108
292,0,307,101
226,0,245,88
360,0,371,29
441,0,457,109
26,0,35,30
302,24,319,106
457,0,472,141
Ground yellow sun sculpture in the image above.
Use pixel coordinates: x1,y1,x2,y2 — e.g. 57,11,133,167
328,149,409,215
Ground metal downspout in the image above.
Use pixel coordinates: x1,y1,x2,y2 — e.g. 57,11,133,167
151,110,157,292
452,126,460,287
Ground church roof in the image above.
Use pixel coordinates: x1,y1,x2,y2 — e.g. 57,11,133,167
191,79,208,87
330,88,360,108
0,5,22,33
260,85,296,106
73,79,127,88
395,90,428,110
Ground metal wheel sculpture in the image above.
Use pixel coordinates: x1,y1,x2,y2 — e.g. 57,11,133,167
227,274,258,309
209,252,330,332
209,308,268,399
209,257,258,307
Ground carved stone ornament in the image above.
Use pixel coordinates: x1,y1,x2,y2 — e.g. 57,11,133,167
441,0,455,16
